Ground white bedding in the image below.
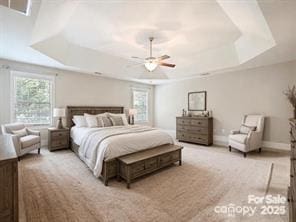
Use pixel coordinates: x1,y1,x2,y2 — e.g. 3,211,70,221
70,125,174,177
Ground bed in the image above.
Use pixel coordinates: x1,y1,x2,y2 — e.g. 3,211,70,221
67,106,174,185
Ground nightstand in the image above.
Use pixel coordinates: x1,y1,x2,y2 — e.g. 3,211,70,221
48,128,70,151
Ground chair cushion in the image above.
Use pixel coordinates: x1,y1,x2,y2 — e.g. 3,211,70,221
229,134,247,144
239,124,256,134
12,128,28,137
20,135,40,149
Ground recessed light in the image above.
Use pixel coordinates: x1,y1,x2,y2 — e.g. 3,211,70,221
200,72,210,76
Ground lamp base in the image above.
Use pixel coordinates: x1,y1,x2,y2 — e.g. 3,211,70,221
129,115,134,125
56,118,64,129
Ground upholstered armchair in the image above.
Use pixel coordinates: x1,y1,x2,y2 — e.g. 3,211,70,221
228,115,265,157
1,123,41,159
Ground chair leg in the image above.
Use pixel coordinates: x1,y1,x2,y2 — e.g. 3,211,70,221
243,152,247,158
18,157,20,161
228,146,232,152
258,148,262,153
38,148,40,154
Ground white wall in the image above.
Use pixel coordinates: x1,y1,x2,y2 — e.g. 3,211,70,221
154,60,296,148
0,59,154,144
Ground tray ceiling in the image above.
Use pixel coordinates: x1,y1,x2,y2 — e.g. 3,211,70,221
0,0,295,84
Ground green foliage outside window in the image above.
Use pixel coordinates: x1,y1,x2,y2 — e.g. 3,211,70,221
14,76,52,124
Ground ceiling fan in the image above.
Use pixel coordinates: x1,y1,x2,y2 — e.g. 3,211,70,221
131,37,176,72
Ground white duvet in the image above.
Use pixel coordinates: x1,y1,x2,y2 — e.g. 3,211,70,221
71,125,174,177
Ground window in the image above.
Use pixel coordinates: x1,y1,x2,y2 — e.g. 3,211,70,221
132,89,149,123
11,72,54,125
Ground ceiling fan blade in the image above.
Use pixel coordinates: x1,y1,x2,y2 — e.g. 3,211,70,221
126,63,143,68
158,55,170,61
131,56,145,60
159,62,176,68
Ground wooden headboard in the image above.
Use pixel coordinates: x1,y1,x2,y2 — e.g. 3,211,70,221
66,106,124,127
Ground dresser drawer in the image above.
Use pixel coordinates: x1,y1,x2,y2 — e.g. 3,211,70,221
190,119,208,127
291,128,296,142
52,131,69,139
177,118,191,125
177,125,208,134
159,153,173,167
131,161,146,178
189,134,208,144
177,118,208,127
145,158,158,171
51,139,68,148
177,132,208,144
292,145,296,160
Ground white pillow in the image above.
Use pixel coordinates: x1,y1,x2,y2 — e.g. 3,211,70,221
73,115,87,127
108,113,128,125
12,128,28,137
239,124,256,134
84,113,99,128
96,116,104,127
97,112,108,117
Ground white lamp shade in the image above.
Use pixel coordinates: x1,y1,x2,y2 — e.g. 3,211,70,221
129,109,137,115
144,61,157,72
53,108,65,117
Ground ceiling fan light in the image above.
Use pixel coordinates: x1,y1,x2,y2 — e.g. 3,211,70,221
144,61,157,72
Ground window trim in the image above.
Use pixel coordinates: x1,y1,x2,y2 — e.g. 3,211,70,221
10,71,55,126
131,88,149,124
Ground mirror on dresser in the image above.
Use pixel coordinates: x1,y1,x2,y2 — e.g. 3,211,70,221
188,91,207,111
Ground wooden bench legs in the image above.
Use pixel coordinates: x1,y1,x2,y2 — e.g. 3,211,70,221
103,161,109,186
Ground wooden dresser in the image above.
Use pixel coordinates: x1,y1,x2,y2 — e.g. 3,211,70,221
176,116,213,146
0,135,18,222
288,119,296,222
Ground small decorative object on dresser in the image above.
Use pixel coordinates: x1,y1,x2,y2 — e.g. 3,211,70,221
176,116,213,146
0,135,18,222
53,108,66,129
288,119,296,221
48,128,70,151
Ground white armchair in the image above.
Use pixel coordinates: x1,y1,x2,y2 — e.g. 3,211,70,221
228,115,265,157
1,123,41,160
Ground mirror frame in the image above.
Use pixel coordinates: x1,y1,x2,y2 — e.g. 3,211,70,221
188,91,207,111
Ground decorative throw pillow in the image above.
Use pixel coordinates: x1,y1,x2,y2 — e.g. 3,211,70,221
109,116,124,126
84,113,99,128
108,113,129,125
96,116,104,127
239,124,257,134
73,115,87,127
102,116,113,127
12,128,27,137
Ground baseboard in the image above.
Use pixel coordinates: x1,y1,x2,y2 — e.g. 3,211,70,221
262,141,290,151
160,129,290,151
41,139,47,147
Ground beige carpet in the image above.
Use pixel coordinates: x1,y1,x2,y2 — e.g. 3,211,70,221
18,146,284,222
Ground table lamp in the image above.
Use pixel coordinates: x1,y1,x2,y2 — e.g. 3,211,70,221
53,108,65,129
